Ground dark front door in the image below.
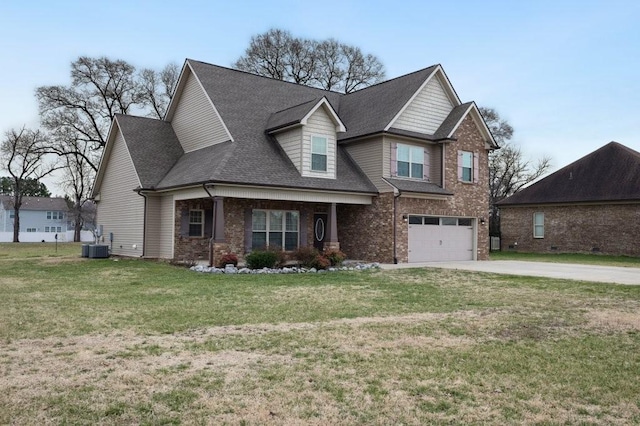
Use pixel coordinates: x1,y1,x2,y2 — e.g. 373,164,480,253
313,214,327,250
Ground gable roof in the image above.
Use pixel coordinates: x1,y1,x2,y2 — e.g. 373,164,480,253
114,115,184,189
95,59,492,196
498,142,640,206
0,195,68,211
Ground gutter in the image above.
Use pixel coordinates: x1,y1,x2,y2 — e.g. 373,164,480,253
134,187,147,258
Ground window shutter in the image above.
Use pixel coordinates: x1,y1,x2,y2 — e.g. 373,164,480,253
244,209,253,253
457,150,463,181
423,147,430,181
473,152,479,184
390,142,397,177
179,209,189,238
299,211,308,247
204,209,213,238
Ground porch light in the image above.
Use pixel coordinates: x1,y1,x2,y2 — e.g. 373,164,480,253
480,217,486,226
402,214,408,222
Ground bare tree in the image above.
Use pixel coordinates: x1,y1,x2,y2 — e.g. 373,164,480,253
480,107,552,236
138,62,180,119
0,127,59,242
234,29,385,93
58,139,94,242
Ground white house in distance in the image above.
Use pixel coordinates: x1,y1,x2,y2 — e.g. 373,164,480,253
0,195,70,242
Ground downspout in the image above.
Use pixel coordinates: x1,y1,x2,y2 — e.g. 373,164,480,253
382,178,401,264
134,187,147,258
203,184,215,267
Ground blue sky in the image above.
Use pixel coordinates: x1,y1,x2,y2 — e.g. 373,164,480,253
2,0,639,194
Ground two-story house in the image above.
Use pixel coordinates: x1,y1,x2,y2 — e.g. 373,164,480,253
92,59,497,264
0,195,68,242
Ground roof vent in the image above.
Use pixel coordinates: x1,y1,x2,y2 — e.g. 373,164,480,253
569,171,573,180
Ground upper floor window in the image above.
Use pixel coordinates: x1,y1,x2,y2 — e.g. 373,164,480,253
311,136,328,172
189,210,204,237
533,212,544,238
252,210,299,251
458,150,478,183
47,211,63,220
397,144,424,179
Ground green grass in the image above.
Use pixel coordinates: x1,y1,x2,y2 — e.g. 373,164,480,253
491,250,640,267
1,243,640,424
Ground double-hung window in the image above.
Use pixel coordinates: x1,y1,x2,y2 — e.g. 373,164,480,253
460,151,473,182
252,210,299,250
397,144,424,179
533,212,544,238
47,211,63,220
311,136,328,172
188,210,204,237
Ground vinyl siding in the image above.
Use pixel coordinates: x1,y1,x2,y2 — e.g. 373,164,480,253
141,195,175,259
171,71,230,153
302,106,337,179
345,138,386,191
393,75,454,135
275,127,303,173
158,195,175,258
384,136,441,186
96,128,144,257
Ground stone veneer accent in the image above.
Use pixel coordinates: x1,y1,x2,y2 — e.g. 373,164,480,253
500,203,640,257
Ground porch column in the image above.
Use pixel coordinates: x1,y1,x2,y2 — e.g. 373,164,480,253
325,202,340,251
213,197,225,243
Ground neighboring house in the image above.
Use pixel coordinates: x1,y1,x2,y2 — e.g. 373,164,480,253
0,195,68,242
497,142,640,257
92,59,497,264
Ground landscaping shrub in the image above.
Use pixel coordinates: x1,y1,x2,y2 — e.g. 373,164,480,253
311,254,331,270
293,246,320,268
323,249,346,267
217,253,238,268
245,248,285,269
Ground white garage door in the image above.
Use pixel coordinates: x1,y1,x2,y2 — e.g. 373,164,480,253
408,216,474,262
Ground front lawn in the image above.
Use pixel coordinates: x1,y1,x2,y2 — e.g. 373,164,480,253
1,243,640,424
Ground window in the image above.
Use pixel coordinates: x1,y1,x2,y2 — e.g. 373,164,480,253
533,212,544,238
460,151,473,182
311,136,327,172
56,226,62,233
47,211,63,220
188,210,204,237
252,210,299,250
9,211,14,218
397,144,424,179
26,228,36,232
45,226,50,232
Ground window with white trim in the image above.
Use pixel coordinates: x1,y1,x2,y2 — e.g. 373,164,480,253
45,226,50,232
252,210,299,250
311,136,328,172
26,228,36,232
460,151,473,182
533,212,544,238
397,144,424,179
188,210,204,237
47,211,63,220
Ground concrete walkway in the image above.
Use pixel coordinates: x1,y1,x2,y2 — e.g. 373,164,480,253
379,260,640,285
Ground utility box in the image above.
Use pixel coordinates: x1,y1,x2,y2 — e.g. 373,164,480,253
88,244,109,258
81,244,90,258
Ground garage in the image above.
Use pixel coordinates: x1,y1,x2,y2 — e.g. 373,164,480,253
407,216,475,262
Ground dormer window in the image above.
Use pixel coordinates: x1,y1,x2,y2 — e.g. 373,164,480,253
397,144,424,179
311,136,328,172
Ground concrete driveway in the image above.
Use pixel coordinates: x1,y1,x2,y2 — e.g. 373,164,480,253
380,260,640,285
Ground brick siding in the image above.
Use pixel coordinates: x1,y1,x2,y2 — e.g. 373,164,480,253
500,203,640,257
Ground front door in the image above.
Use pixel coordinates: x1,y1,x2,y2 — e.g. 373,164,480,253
313,214,327,251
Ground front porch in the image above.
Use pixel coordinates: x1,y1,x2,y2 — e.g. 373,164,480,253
173,197,343,267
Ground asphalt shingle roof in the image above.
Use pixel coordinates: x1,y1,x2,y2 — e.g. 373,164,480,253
115,115,184,188
497,142,640,205
0,195,68,211
113,60,456,195
385,178,454,196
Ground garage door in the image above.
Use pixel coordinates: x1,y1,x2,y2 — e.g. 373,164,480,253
407,216,474,262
